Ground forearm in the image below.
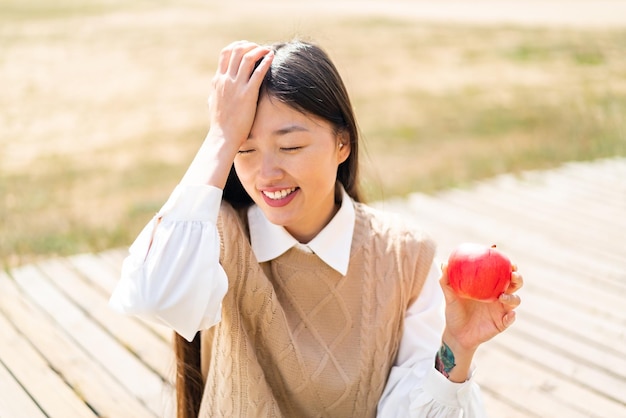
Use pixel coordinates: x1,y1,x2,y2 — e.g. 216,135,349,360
110,184,228,341
180,130,238,188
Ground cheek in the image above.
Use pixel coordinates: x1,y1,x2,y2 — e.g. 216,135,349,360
300,157,339,188
294,154,328,175
233,159,254,189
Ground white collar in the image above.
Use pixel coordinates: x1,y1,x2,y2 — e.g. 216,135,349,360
247,187,355,276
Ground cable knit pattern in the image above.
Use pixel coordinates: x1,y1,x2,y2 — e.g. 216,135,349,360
198,200,436,418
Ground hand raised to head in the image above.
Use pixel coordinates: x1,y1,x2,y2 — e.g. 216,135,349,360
207,41,274,152
179,41,273,188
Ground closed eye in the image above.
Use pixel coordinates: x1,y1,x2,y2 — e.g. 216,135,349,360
237,149,255,155
281,146,302,152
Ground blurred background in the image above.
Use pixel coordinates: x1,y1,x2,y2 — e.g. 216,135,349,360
2,0,625,267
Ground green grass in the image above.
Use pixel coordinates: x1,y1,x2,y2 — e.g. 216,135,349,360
0,0,172,20
1,150,185,267
1,2,625,266
361,86,626,196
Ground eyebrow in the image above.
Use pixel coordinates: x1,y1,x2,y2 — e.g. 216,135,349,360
274,124,309,135
248,124,309,139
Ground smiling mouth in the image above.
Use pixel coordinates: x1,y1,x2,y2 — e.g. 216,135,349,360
262,187,297,200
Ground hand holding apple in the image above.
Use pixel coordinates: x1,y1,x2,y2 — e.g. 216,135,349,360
439,243,522,356
437,245,522,382
447,243,512,301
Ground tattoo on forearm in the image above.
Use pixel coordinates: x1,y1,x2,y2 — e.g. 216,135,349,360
435,342,456,378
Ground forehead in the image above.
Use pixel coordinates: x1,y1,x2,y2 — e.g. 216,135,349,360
251,95,332,134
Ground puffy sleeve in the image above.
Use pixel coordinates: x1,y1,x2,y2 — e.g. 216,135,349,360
109,184,229,342
377,262,487,418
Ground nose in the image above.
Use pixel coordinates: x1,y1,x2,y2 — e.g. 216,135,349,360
258,151,283,182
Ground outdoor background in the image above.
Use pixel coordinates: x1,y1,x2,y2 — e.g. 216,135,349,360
2,0,625,267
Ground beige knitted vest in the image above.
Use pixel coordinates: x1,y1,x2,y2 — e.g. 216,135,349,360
198,200,436,418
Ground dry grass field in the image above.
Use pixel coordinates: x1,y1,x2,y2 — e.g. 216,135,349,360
1,0,625,266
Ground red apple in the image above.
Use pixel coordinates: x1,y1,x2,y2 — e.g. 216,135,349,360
447,243,512,301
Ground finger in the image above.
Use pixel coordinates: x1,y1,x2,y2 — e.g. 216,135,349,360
499,292,521,308
217,40,248,74
506,271,524,294
438,268,459,304
248,49,274,87
238,46,273,83
227,42,259,77
438,262,448,285
218,40,252,74
217,49,232,74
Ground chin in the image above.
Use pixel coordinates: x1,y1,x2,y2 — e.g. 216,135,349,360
264,211,295,228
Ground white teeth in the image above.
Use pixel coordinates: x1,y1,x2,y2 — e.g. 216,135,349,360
263,187,296,200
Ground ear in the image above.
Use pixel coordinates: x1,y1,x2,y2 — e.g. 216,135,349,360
336,131,351,164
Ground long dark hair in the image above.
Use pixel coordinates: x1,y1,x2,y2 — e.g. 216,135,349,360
175,40,363,417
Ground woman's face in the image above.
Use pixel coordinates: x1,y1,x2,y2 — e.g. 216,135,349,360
234,94,350,243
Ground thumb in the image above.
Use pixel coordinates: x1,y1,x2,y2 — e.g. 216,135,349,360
500,311,517,332
438,264,457,303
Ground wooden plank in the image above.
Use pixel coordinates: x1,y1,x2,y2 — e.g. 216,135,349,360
0,360,47,418
521,262,626,331
482,165,626,229
1,266,159,418
475,345,625,418
494,324,626,406
37,257,175,384
404,191,626,291
439,165,626,259
66,252,173,342
79,252,186,418
66,252,126,296
532,176,626,232
498,158,624,206
98,247,128,272
558,159,626,201
438,187,624,263
0,309,96,418
1,158,620,418
421,194,626,324
11,263,168,416
521,304,625,367
418,190,626,322
518,262,626,324
474,345,590,418
382,185,626,292
382,192,626,332
374,160,626,416
390,194,626,362
440,177,626,269
385,193,624,322
480,385,542,418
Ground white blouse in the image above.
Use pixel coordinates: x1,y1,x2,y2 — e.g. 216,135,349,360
109,184,486,418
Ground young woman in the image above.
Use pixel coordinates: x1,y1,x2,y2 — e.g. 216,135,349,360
110,40,522,418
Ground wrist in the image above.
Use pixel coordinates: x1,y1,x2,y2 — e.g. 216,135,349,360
180,131,238,188
203,129,241,156
435,329,477,383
